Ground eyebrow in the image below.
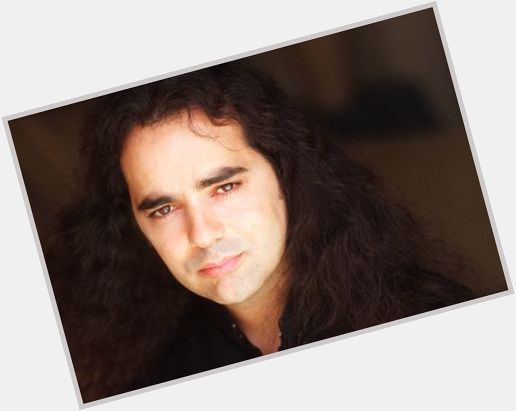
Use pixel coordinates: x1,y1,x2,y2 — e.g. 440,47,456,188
137,166,248,211
138,195,176,211
196,166,248,190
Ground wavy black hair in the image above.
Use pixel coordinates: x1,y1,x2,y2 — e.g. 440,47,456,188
48,62,474,402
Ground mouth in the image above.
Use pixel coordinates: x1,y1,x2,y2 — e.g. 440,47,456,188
198,252,244,276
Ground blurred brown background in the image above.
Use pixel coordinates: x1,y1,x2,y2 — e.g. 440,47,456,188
8,8,507,296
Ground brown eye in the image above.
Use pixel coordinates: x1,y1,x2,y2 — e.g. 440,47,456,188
215,181,241,196
151,205,173,218
217,183,234,194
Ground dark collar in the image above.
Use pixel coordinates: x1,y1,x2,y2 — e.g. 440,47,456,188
199,297,295,352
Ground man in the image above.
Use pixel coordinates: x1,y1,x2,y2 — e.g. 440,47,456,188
49,63,474,402
121,108,289,356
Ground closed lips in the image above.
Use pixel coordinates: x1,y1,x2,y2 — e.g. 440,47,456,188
199,253,243,273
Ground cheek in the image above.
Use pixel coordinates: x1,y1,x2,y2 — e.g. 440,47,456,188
226,192,286,242
137,217,189,268
218,194,263,233
156,236,186,270
162,238,194,274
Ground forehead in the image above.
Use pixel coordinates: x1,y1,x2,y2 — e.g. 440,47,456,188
120,110,264,195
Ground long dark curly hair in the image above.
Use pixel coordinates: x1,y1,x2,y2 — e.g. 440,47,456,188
47,62,473,402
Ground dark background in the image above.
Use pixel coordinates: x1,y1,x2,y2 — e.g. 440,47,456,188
8,8,506,297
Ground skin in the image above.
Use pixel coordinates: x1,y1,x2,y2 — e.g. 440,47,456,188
120,110,289,353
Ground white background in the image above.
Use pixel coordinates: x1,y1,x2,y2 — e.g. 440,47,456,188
1,1,514,410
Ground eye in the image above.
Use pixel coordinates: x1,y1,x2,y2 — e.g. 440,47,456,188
215,182,240,196
149,204,174,219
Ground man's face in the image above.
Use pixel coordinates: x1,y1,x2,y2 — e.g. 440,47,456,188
120,110,288,308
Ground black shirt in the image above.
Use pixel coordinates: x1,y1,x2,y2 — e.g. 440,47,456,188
141,298,294,387
137,270,474,389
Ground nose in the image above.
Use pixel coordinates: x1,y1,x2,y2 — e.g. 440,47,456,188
186,204,224,249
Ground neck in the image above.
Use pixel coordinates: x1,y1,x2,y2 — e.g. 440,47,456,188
226,269,288,355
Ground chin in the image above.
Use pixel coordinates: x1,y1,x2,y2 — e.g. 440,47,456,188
208,285,255,306
209,292,248,306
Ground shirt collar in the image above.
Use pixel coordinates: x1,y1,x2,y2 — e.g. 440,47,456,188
199,297,295,352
